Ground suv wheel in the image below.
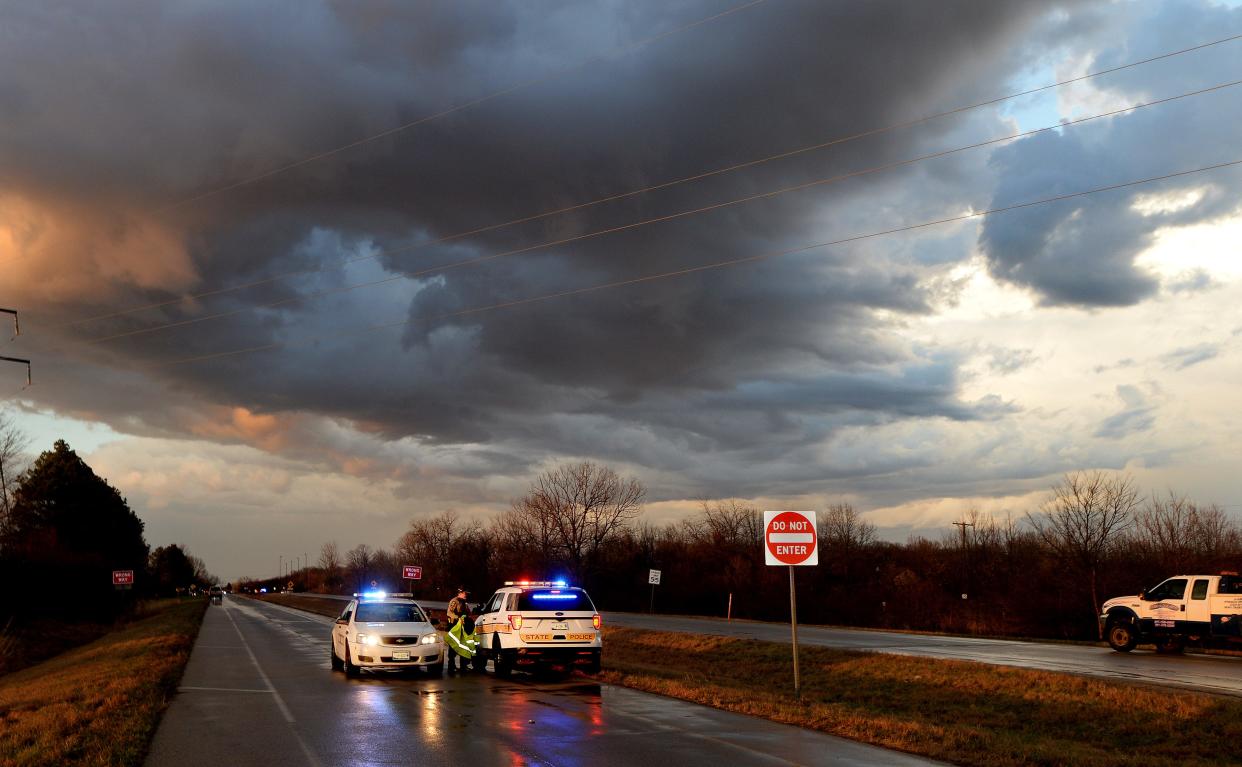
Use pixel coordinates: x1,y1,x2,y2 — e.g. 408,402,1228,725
492,638,511,677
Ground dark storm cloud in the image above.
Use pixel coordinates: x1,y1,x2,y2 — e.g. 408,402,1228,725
2,0,1112,493
977,0,1242,307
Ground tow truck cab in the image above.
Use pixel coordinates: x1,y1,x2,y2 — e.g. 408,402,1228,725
1100,572,1242,653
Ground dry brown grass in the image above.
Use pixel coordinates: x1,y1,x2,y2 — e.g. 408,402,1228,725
599,627,1242,767
0,600,206,767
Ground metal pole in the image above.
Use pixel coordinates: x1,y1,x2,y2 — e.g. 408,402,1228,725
649,583,656,614
727,592,733,621
789,565,800,698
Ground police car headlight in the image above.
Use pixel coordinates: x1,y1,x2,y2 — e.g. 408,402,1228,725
420,634,439,644
356,633,380,646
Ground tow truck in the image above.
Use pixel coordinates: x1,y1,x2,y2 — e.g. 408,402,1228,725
1100,572,1242,653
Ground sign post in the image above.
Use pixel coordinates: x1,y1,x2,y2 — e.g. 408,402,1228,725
648,569,661,613
764,510,818,698
403,565,422,597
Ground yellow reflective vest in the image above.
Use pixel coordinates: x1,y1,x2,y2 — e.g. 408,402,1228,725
446,618,479,659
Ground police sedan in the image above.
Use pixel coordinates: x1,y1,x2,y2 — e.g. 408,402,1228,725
330,592,444,676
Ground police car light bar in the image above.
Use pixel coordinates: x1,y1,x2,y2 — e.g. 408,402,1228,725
503,580,569,587
354,591,387,599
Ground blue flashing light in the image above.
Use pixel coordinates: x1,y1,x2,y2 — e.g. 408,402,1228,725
531,593,578,600
553,580,568,587
363,591,387,599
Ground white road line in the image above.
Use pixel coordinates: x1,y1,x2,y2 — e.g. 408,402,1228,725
223,604,324,767
178,686,273,694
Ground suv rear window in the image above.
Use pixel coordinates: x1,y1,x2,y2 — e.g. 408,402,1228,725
515,589,595,612
356,603,426,623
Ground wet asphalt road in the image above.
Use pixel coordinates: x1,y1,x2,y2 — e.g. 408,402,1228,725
144,596,941,767
605,613,1242,697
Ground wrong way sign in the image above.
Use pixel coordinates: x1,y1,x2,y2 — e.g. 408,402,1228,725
402,565,422,580
764,511,818,566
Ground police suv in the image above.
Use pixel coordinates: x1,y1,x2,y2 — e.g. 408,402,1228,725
474,581,602,675
330,592,444,676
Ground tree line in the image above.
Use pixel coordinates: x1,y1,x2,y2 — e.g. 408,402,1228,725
0,427,216,623
244,461,1241,641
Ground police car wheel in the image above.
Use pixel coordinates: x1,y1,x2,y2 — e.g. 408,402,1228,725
429,661,443,675
492,640,511,676
330,644,344,672
344,647,359,677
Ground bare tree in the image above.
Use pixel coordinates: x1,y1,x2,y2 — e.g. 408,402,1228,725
318,541,342,592
820,502,876,550
1135,493,1242,572
346,543,373,591
0,414,28,545
685,499,762,548
509,461,645,583
1027,471,1138,637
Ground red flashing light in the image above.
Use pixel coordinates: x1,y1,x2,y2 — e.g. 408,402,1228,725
592,614,602,630
509,615,524,631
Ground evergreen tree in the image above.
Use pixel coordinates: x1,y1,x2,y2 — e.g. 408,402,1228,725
2,440,148,618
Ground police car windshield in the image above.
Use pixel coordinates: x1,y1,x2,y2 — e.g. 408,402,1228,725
516,590,594,611
355,603,426,623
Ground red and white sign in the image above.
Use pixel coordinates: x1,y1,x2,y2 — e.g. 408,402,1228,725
112,569,135,585
764,511,818,566
402,565,423,580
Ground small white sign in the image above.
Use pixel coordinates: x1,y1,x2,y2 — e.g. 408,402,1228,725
648,569,662,585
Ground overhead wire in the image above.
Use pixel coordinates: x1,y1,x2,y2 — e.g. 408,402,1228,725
76,77,1242,346
44,30,1242,331
152,0,772,214
154,157,1242,368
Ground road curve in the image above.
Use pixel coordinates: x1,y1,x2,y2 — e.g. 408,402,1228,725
605,612,1242,698
144,596,942,767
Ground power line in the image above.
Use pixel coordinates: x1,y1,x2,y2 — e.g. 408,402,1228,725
46,31,1242,331
153,0,771,214
153,157,1242,368
78,78,1242,346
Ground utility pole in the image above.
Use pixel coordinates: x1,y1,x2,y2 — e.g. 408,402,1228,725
952,519,975,630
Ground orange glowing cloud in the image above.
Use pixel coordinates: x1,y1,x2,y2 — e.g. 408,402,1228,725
0,191,199,303
189,406,299,453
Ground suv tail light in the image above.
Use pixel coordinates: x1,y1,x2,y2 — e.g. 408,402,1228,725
592,614,602,630
508,615,523,631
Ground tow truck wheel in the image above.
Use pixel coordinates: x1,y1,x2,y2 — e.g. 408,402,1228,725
1107,620,1138,652
330,644,344,672
1155,636,1185,654
344,646,359,677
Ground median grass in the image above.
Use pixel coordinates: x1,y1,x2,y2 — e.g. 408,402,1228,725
0,599,207,767
599,626,1242,767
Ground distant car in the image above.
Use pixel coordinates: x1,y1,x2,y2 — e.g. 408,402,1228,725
209,586,223,604
474,581,602,675
330,592,444,677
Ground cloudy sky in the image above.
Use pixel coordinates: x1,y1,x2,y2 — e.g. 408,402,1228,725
1,0,1239,579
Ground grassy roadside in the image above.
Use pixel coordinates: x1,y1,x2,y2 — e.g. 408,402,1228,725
0,599,207,767
599,626,1242,767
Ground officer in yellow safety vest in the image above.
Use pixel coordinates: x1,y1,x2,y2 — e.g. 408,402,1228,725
446,615,479,673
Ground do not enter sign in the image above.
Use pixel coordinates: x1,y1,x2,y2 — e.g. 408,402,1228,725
764,510,818,566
